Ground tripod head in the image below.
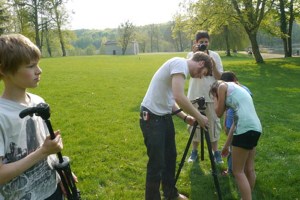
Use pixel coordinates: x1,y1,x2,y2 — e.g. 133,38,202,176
191,97,206,112
19,103,50,120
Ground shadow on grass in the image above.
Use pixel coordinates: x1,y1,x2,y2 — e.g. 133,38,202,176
252,179,279,200
189,158,238,200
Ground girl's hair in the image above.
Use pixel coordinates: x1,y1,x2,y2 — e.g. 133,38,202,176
0,34,41,80
191,51,214,76
220,71,238,82
209,80,224,98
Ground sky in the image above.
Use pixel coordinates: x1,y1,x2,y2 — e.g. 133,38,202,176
66,0,183,30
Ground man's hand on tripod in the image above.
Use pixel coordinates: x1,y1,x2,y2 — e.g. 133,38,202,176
185,115,196,126
197,115,209,131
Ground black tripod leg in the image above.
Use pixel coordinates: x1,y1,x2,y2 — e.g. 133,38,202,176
56,168,73,199
200,128,204,160
168,122,198,200
63,165,80,199
174,122,198,185
45,119,80,200
203,129,222,200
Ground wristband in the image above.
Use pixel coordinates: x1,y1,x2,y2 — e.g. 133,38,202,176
183,115,188,122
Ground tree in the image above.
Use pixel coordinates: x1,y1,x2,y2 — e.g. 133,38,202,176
275,0,299,57
231,0,275,63
278,0,294,57
27,0,43,49
118,20,135,55
172,14,186,52
48,0,69,56
148,24,158,52
7,0,31,35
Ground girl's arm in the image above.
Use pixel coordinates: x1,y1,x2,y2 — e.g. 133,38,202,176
214,82,227,118
223,110,227,133
222,123,235,157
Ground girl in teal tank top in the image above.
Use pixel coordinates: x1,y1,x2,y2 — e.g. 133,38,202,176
210,80,262,200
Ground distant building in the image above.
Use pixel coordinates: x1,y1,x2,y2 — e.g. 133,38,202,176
104,40,139,55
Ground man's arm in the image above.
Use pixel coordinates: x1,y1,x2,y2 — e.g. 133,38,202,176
171,73,208,128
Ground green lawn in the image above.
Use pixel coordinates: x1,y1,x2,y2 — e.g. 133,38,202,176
2,53,299,199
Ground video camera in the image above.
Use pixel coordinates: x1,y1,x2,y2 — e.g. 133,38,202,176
191,97,206,111
197,43,207,52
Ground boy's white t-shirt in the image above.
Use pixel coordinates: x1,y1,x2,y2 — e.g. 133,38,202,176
0,93,58,200
141,57,189,115
187,50,223,102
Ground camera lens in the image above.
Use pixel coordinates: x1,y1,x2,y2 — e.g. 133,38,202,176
198,44,206,51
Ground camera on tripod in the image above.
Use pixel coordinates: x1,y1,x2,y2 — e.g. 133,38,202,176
197,43,207,52
191,97,206,111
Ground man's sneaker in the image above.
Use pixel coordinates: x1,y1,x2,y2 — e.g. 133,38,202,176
214,150,224,164
176,193,188,200
188,150,198,162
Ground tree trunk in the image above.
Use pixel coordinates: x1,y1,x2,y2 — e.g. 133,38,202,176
178,31,183,52
44,22,52,57
287,0,294,57
224,25,231,56
54,6,66,56
248,32,264,63
279,0,289,57
58,28,66,56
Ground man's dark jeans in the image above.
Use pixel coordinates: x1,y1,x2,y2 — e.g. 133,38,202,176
140,107,178,200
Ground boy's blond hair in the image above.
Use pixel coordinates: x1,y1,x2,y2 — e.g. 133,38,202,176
0,34,41,80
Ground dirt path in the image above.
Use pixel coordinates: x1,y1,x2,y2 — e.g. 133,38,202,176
260,53,284,59
241,51,300,59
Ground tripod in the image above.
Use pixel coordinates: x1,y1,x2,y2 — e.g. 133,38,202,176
170,97,222,200
19,103,81,200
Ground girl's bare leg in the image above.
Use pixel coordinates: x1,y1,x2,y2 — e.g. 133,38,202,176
244,148,256,190
232,146,252,200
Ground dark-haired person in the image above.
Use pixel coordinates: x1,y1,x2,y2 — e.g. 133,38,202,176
186,30,224,164
140,52,215,200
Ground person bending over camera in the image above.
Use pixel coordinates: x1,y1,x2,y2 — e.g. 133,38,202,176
140,52,214,200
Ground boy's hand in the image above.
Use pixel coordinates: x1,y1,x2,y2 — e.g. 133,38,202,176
41,130,63,155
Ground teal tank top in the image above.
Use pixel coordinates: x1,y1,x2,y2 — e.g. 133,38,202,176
225,82,262,135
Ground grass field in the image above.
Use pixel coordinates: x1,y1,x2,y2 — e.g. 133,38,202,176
2,52,299,199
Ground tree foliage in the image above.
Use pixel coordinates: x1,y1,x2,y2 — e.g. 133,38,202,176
261,0,300,57
0,0,10,34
